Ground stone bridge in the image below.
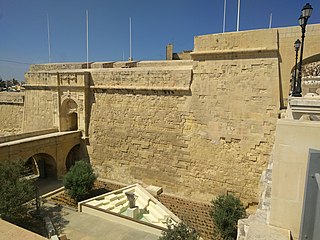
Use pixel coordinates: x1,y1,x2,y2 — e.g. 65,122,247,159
0,129,82,178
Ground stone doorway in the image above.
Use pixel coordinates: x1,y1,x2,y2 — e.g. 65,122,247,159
60,99,78,131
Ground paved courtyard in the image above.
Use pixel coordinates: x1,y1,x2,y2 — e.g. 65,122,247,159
44,203,159,240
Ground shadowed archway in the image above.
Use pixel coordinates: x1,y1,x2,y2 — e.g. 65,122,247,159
66,144,82,171
26,153,57,179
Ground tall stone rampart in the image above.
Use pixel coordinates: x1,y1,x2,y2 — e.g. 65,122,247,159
83,29,280,204
5,24,320,205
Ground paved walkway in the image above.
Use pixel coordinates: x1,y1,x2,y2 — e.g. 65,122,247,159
35,178,63,196
44,203,159,240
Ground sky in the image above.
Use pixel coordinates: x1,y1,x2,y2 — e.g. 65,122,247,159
0,0,320,81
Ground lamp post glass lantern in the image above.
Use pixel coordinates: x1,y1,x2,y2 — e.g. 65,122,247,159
302,3,313,18
292,3,313,97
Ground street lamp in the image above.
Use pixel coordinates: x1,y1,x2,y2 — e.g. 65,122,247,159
292,3,313,97
292,39,301,94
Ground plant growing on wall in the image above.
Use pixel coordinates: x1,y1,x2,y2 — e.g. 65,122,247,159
159,221,200,240
210,194,246,240
63,160,96,202
0,159,35,221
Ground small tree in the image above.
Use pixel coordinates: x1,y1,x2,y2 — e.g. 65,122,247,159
210,194,246,240
63,160,96,202
0,160,35,221
159,221,200,240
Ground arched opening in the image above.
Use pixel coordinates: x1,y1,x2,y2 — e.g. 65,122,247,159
69,112,78,130
290,53,320,74
24,158,38,177
60,98,78,131
66,144,82,171
290,54,320,95
26,153,57,179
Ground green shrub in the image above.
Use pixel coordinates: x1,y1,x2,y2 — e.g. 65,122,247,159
159,221,200,240
63,160,96,202
0,159,35,221
210,194,246,240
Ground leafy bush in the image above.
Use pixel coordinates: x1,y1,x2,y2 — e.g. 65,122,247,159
63,160,96,202
210,195,246,240
210,194,246,240
0,159,35,221
159,221,200,240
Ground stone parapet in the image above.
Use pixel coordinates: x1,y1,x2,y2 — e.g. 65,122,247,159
29,62,91,71
194,28,278,52
287,96,320,120
0,92,24,104
0,128,58,144
90,66,193,90
28,60,194,72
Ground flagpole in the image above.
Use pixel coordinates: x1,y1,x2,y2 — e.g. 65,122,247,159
129,16,132,61
86,10,89,69
47,14,51,63
269,13,273,28
237,0,240,32
223,0,226,33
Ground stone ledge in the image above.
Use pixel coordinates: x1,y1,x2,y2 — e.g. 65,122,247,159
191,48,278,61
90,85,190,91
288,96,320,120
191,48,278,56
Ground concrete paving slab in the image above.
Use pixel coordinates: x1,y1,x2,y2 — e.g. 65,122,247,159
246,223,290,240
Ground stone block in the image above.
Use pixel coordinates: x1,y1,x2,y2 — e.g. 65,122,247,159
146,185,163,196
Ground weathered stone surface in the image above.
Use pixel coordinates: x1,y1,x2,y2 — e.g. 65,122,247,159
0,92,24,136
1,24,320,208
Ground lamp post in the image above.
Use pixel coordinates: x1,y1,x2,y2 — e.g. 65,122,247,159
292,39,301,94
292,3,313,97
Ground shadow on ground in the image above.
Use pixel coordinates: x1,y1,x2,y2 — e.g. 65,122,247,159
41,204,70,236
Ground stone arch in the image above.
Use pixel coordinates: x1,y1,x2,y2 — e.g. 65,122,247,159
26,153,57,179
289,53,320,95
65,144,82,171
290,53,320,74
60,98,79,131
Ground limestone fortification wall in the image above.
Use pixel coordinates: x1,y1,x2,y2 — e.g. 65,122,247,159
13,24,320,205
87,28,282,204
0,92,24,136
87,29,280,205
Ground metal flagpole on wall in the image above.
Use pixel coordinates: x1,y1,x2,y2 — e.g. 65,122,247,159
237,0,240,31
129,16,132,61
223,0,226,33
47,14,51,63
86,10,89,69
269,13,273,28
